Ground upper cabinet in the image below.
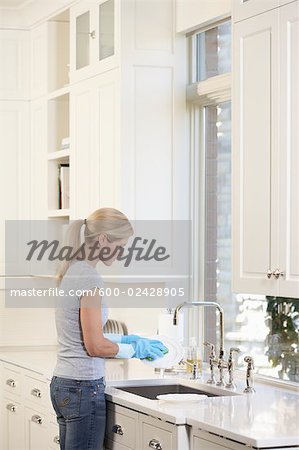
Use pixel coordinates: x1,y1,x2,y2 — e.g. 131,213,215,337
0,30,30,100
278,1,299,297
233,0,279,22
232,1,299,298
70,0,119,83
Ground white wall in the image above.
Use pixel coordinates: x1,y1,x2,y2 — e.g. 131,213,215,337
176,0,231,33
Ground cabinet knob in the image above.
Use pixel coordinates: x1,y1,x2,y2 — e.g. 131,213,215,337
6,378,16,388
31,388,42,398
149,439,163,450
112,424,123,435
88,30,96,39
266,269,273,279
31,414,42,425
273,269,284,279
53,436,60,445
6,403,16,412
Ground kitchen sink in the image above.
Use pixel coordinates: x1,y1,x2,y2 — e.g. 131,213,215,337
115,383,222,399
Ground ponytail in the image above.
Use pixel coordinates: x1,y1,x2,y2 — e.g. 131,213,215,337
55,208,133,284
55,219,85,284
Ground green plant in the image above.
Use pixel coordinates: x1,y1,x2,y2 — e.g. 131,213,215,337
266,297,299,380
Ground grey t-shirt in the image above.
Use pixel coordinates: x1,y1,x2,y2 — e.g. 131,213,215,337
53,260,108,380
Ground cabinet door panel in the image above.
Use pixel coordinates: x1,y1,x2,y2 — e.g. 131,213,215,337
0,30,29,100
3,397,24,450
233,0,279,22
106,402,137,449
0,102,30,275
279,0,299,297
139,415,176,450
193,435,232,450
70,80,95,219
232,10,279,294
70,2,93,83
24,406,48,450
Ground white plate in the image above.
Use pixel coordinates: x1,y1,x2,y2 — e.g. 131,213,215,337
141,335,184,369
156,394,208,402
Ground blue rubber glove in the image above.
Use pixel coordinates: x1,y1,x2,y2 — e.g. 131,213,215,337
131,340,165,360
121,335,168,354
121,334,143,344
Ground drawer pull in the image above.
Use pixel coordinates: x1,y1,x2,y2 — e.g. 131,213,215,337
31,414,42,425
6,378,16,388
112,424,123,435
149,439,162,450
31,388,42,398
266,269,273,279
6,403,16,412
53,436,60,445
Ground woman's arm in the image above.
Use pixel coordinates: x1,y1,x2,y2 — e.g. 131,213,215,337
80,290,119,357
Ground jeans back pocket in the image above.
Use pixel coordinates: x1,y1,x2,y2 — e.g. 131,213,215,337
54,386,82,419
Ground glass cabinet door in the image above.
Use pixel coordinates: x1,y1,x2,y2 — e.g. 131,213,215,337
76,11,91,70
98,0,114,61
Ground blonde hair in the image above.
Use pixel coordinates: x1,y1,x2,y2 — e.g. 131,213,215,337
56,208,133,283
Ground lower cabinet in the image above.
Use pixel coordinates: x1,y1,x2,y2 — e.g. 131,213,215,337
1,361,57,450
2,396,25,450
48,419,60,449
105,402,189,450
24,405,48,450
191,429,248,450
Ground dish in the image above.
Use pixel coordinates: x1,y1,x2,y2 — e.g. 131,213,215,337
141,335,184,369
156,394,208,402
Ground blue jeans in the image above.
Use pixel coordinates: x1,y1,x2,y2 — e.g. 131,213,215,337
50,376,106,450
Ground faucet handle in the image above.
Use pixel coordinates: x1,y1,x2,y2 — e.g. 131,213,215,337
204,341,215,356
244,355,254,369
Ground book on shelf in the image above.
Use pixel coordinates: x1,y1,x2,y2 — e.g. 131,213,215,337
58,163,70,209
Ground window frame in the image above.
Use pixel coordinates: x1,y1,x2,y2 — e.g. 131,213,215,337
187,22,232,356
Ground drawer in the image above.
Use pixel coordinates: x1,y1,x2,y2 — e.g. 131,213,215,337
24,374,50,408
106,402,138,449
105,439,133,450
49,420,60,449
2,365,22,397
140,415,176,450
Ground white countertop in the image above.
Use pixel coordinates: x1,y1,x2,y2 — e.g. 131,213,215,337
1,347,298,448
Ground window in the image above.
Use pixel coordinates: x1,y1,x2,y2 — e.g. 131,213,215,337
189,20,298,384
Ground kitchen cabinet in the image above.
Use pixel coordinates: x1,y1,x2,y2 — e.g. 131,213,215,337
48,419,60,449
191,429,248,450
0,30,30,100
0,101,30,276
3,396,25,450
24,405,48,450
278,0,299,297
232,0,279,22
232,1,299,298
70,0,119,83
105,401,189,450
105,401,138,449
139,414,178,450
1,362,54,450
70,69,120,219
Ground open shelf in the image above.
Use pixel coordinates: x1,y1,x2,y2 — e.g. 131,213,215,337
48,149,70,162
48,93,69,154
48,209,70,218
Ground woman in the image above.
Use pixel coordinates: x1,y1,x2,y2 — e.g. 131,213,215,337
50,208,167,450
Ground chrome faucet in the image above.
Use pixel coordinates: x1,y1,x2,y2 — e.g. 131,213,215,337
243,356,256,393
226,348,240,389
204,342,217,384
173,301,225,359
173,301,226,384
